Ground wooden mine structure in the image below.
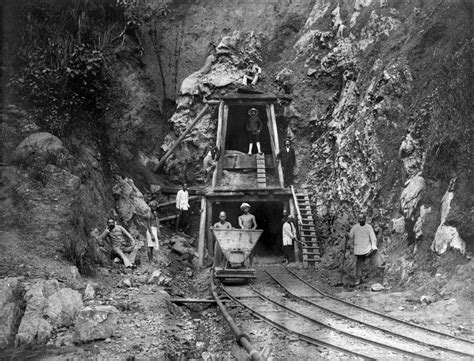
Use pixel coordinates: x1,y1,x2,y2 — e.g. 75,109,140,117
196,92,320,268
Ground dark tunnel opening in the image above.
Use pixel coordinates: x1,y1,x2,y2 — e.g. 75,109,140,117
225,105,273,155
211,200,285,258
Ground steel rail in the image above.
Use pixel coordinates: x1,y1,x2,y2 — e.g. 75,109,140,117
210,269,264,361
247,283,432,360
281,263,474,347
219,283,374,361
264,267,473,359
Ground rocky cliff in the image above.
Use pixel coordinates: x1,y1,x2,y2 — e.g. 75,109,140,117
2,0,472,291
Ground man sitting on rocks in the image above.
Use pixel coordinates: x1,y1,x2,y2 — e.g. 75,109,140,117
98,218,140,269
242,61,262,86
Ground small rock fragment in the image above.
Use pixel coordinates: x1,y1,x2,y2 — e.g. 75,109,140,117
122,279,132,288
84,283,95,300
371,283,385,292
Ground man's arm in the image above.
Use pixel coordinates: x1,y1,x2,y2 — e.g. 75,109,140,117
176,190,181,210
290,148,296,164
369,225,377,250
120,226,136,246
98,229,109,246
238,216,244,229
252,215,257,230
257,117,263,132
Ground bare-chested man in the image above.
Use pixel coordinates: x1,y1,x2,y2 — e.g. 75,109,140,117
238,203,257,230
238,203,257,266
213,211,232,267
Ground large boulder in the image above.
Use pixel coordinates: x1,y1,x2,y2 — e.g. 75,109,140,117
431,184,466,255
13,132,65,163
400,174,425,220
0,278,25,349
15,279,59,346
73,306,120,343
45,288,83,327
112,177,151,224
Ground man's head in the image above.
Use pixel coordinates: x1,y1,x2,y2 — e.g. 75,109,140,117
240,203,251,214
182,183,188,191
248,108,258,116
287,215,293,223
284,139,291,147
219,211,227,223
358,213,366,226
107,218,116,230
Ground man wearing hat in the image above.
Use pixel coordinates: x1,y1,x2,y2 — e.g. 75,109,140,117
282,215,297,263
246,108,263,155
277,138,296,187
238,203,258,266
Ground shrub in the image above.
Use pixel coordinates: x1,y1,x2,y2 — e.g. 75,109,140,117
62,235,103,276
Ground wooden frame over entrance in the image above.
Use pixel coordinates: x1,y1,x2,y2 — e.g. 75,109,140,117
211,93,284,190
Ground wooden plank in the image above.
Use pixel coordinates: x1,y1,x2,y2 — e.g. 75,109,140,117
212,101,224,189
222,153,274,169
198,197,207,267
215,104,229,188
270,103,284,188
158,214,179,222
206,200,213,256
289,199,300,262
170,298,217,304
156,196,200,209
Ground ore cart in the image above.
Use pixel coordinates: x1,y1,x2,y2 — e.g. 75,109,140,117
212,228,263,281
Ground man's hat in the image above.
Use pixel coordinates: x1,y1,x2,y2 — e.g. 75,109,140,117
248,108,258,115
240,202,251,210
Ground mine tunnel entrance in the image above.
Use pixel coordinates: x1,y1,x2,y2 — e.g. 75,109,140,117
211,200,285,258
225,105,273,155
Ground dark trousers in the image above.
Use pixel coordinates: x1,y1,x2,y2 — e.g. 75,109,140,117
283,165,294,187
283,245,293,262
355,253,371,279
176,210,190,232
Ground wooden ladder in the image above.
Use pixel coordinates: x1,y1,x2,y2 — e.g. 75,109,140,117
256,153,266,188
292,187,320,268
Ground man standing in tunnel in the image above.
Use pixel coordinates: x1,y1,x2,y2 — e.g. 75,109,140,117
239,203,258,266
348,213,378,285
277,138,296,187
246,108,263,155
282,215,296,264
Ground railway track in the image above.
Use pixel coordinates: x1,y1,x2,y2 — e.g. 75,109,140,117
215,264,474,360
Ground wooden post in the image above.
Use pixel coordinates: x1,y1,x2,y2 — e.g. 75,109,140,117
270,104,284,188
154,104,210,172
212,101,224,189
206,200,213,255
213,104,228,189
266,105,277,164
289,198,301,262
198,197,207,267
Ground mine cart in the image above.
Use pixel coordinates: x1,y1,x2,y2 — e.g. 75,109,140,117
212,228,263,281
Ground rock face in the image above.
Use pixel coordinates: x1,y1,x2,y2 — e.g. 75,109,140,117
0,278,25,349
431,183,466,255
112,177,151,224
15,280,83,346
13,132,66,163
74,306,120,343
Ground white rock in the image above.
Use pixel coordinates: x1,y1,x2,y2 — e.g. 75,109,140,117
0,278,24,349
391,217,405,234
46,288,83,327
70,266,80,281
122,279,132,288
83,283,95,300
371,283,385,292
73,306,120,343
400,174,425,220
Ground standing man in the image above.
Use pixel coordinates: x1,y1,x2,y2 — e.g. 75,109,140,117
246,108,263,155
146,201,161,263
99,218,139,269
212,211,233,267
277,139,296,187
238,203,258,266
176,183,190,232
282,215,297,264
348,213,378,285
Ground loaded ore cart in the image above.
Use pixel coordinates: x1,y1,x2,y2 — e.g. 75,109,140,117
212,228,263,281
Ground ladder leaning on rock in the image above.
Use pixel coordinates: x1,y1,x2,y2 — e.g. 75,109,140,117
291,186,320,268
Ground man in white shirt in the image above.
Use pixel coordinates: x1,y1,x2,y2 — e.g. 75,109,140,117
348,213,377,285
176,183,190,232
282,215,297,264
